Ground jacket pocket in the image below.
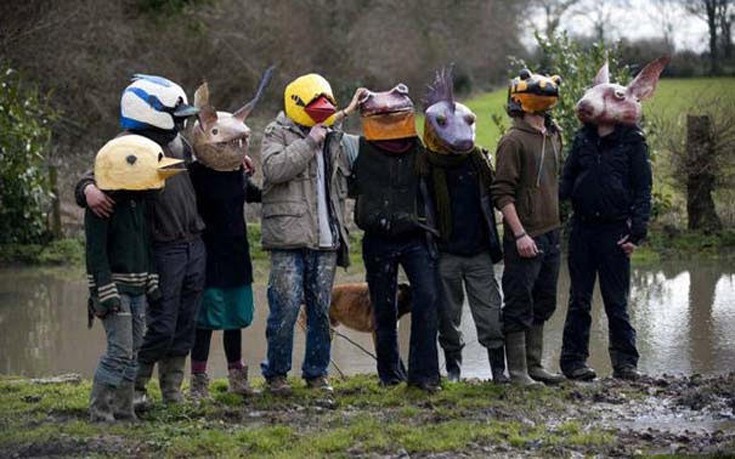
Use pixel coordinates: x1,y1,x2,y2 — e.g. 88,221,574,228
262,201,308,247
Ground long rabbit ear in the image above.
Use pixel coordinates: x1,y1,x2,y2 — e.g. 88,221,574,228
197,105,218,132
233,66,275,122
593,61,610,86
627,55,670,101
194,81,209,109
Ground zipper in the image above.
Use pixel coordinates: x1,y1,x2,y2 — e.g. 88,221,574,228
536,133,547,187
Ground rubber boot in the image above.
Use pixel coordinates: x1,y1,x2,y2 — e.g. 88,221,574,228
228,365,260,396
159,356,186,404
89,380,115,423
189,372,210,401
112,381,138,422
526,325,565,385
505,331,542,386
134,361,154,411
487,346,510,384
444,351,462,383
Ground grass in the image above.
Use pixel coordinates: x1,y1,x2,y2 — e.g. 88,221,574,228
0,374,624,458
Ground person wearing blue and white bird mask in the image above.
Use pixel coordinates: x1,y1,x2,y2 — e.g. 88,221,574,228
75,74,210,409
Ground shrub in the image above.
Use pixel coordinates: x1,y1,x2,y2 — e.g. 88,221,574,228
0,63,57,244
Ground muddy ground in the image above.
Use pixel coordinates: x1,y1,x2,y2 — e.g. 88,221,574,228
1,373,734,458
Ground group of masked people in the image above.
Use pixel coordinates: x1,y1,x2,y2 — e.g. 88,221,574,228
78,57,666,421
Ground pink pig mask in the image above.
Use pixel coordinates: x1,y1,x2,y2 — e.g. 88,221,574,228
576,56,670,127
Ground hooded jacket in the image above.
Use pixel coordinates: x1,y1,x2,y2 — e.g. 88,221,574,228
560,124,652,244
491,118,562,238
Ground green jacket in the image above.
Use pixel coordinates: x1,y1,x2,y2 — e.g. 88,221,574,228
85,193,161,322
491,118,562,238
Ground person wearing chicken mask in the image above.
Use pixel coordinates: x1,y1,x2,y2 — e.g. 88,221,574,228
259,74,361,394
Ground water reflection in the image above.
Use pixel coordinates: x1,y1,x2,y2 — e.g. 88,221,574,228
0,259,732,380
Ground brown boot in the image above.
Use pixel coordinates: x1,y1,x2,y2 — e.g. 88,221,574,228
526,325,565,385
505,331,542,386
228,366,260,396
189,372,210,401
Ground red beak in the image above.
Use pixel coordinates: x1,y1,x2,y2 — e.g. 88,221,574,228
305,95,336,124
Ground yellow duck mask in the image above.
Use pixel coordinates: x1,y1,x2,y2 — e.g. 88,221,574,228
95,135,185,191
284,73,337,127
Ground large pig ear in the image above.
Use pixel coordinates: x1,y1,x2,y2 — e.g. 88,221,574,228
627,55,670,101
197,105,218,132
194,82,209,109
234,66,275,122
593,61,609,86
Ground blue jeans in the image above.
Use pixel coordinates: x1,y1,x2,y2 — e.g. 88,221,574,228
560,220,638,373
138,237,206,364
261,249,337,380
94,294,147,387
362,234,440,386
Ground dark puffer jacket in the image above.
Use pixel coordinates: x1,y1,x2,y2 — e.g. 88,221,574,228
560,124,652,244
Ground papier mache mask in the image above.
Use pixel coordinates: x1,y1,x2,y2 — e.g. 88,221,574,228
190,67,274,171
284,73,338,127
507,69,562,116
422,66,477,154
576,56,669,126
120,74,199,132
358,84,417,141
95,135,185,191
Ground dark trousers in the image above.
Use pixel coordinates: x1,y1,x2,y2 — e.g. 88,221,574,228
362,233,440,386
191,328,241,364
138,237,206,364
501,229,561,334
560,220,639,373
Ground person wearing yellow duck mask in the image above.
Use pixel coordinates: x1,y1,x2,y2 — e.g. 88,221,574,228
85,134,184,423
259,74,362,395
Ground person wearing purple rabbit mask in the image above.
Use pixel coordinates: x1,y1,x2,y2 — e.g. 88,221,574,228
559,57,669,381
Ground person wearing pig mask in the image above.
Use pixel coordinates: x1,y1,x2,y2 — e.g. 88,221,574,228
559,57,667,381
259,74,362,395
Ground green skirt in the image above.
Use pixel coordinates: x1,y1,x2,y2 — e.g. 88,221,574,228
197,284,254,330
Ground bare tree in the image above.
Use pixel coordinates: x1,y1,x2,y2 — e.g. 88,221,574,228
683,0,733,74
571,0,630,43
530,0,582,37
647,0,681,51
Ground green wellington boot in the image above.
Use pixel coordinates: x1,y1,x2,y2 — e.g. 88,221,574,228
526,324,565,385
505,331,542,386
159,356,186,404
89,380,116,423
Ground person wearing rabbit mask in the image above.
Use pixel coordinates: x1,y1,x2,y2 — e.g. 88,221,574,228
559,57,668,381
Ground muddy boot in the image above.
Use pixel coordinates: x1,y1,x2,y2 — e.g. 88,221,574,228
134,361,154,411
112,381,138,422
89,380,115,423
488,346,510,384
444,351,462,383
189,372,210,401
228,366,261,396
159,356,186,404
505,331,542,386
526,325,565,385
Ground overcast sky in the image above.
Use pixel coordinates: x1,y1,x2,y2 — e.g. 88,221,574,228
523,0,711,53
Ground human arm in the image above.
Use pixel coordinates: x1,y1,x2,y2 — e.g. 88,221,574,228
261,124,322,184
628,138,653,245
85,210,120,317
75,170,116,218
333,87,368,124
244,176,262,203
559,136,580,201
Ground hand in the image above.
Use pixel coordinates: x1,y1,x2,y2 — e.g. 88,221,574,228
516,234,539,258
346,87,369,114
308,123,328,145
84,184,115,218
617,235,637,257
242,155,255,176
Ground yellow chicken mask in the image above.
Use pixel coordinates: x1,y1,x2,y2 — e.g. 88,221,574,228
95,135,185,191
284,73,337,127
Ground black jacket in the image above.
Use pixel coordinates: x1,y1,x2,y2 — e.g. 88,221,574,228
560,124,652,244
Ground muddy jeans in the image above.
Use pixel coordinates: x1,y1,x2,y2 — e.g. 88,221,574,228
501,229,561,334
438,251,503,370
363,233,440,386
94,294,147,387
261,249,337,381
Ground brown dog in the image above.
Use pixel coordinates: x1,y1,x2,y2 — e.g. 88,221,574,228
298,282,412,336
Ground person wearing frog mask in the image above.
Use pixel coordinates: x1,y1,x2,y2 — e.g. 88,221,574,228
259,73,361,395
